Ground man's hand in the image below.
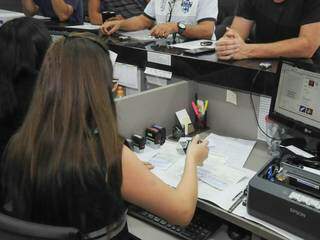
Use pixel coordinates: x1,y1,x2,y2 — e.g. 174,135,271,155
107,15,125,21
216,28,251,60
101,20,123,35
150,22,178,38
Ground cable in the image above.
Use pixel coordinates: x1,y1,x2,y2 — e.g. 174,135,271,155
249,68,282,141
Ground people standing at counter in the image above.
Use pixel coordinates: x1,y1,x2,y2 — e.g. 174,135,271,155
88,0,149,25
0,32,209,237
21,0,84,24
216,0,320,60
101,0,218,41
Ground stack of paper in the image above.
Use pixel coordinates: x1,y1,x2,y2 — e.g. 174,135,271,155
136,137,256,211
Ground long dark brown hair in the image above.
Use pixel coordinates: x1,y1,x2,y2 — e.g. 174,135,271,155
0,17,51,118
1,32,123,224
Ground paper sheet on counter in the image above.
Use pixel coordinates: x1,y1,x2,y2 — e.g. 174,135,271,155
136,140,256,211
205,133,256,168
120,30,156,41
233,203,303,240
65,22,100,30
170,39,215,50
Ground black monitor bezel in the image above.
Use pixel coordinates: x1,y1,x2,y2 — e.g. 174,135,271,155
269,58,320,138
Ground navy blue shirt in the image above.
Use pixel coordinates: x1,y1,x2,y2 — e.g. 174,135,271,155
34,0,84,24
100,0,146,19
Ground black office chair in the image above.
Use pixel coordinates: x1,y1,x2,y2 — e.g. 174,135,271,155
0,212,80,240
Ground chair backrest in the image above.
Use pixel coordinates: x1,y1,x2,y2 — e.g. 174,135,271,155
0,212,80,240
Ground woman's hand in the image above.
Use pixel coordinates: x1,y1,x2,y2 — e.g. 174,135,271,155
186,135,208,166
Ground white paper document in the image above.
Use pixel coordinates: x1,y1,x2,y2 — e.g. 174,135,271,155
170,39,215,50
109,51,118,67
144,67,172,79
136,139,256,211
114,63,140,89
0,10,24,25
175,109,192,127
120,30,156,41
205,133,256,168
65,22,100,30
257,96,271,141
284,145,315,158
147,51,171,66
233,203,303,240
198,163,246,191
149,152,179,171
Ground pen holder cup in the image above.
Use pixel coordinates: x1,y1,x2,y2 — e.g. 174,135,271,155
194,112,207,130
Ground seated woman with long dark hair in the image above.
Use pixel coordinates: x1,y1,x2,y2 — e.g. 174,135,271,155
0,32,208,239
0,17,51,157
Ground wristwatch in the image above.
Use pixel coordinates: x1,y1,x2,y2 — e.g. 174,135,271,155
177,22,186,35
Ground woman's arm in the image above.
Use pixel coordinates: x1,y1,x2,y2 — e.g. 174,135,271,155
121,136,208,226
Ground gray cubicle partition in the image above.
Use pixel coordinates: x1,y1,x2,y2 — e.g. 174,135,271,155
196,83,261,140
116,80,195,138
116,78,264,142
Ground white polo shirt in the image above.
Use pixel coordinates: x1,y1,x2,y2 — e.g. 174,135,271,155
144,0,218,39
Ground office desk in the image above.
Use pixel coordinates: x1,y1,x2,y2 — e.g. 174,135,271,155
42,23,303,239
126,141,288,240
197,142,288,240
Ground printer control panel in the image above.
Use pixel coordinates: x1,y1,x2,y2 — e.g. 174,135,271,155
289,192,320,211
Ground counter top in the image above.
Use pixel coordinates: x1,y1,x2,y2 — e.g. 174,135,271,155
43,21,320,96
107,37,278,96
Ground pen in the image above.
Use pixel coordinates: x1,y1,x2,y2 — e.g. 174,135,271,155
232,190,243,201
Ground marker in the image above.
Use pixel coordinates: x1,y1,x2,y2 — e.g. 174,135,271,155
204,100,208,112
192,101,200,118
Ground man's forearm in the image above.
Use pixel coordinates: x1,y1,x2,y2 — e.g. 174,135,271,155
120,16,152,31
246,37,317,59
22,0,39,16
182,22,214,40
51,0,74,22
88,0,103,25
90,12,103,25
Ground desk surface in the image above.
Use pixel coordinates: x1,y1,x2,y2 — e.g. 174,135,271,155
128,141,289,240
197,142,288,240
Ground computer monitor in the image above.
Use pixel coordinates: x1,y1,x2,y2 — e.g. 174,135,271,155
269,59,320,138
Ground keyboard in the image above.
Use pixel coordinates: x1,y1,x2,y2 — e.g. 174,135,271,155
128,204,222,240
